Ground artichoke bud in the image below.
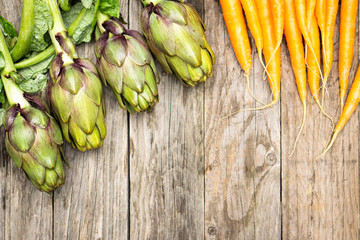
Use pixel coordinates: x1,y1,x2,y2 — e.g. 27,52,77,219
48,55,107,151
3,96,66,193
95,18,160,113
141,0,215,86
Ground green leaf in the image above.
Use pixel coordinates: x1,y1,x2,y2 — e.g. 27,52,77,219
0,52,5,71
17,51,54,93
99,0,121,18
19,73,48,93
30,0,53,52
82,0,93,9
0,15,18,50
0,108,6,127
0,16,17,38
59,0,71,11
62,1,100,44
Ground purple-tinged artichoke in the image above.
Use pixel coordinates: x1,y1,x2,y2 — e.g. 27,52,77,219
46,0,107,151
95,18,159,113
4,95,66,192
48,55,106,151
140,0,215,86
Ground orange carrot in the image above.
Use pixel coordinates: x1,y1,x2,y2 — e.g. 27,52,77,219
306,15,334,124
316,0,327,83
255,0,281,107
307,16,321,104
240,0,263,56
322,63,360,156
220,0,252,74
294,0,323,88
339,0,358,110
323,0,339,82
239,0,267,104
306,0,317,30
269,0,284,44
284,0,307,154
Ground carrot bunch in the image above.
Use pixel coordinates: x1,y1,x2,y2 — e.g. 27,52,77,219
220,0,360,155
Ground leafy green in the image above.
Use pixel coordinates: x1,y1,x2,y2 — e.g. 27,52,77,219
99,0,121,18
17,52,54,93
19,74,48,93
0,16,18,50
30,0,53,52
82,0,93,9
0,52,5,104
0,52,5,71
62,1,100,44
59,0,71,11
0,108,6,127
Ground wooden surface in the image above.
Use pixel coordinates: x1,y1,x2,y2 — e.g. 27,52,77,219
0,0,359,239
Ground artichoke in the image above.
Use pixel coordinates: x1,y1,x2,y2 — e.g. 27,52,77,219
140,0,215,86
95,17,159,113
4,96,66,193
0,25,66,192
48,55,107,151
46,0,107,151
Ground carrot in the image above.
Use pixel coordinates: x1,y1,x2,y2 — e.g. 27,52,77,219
306,15,334,124
320,0,339,106
254,0,281,108
294,0,323,89
269,0,284,44
339,0,358,110
307,16,322,104
284,0,307,155
316,0,326,60
220,0,252,74
239,0,267,105
321,63,360,156
306,0,317,30
240,0,263,56
323,0,339,81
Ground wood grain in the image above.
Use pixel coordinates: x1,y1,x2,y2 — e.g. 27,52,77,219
0,0,359,239
128,1,205,239
53,1,129,239
204,0,281,239
0,1,53,240
282,6,359,240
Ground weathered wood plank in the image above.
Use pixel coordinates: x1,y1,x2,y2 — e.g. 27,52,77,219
0,2,53,240
128,1,205,239
282,6,359,240
204,0,281,239
53,1,129,239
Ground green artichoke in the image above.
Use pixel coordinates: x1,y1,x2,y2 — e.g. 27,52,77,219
45,0,107,151
48,54,107,151
95,18,159,113
4,94,66,193
140,0,215,86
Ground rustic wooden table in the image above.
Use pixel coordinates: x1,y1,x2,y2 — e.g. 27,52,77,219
0,0,359,239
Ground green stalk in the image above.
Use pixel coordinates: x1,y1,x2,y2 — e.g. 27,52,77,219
141,0,164,6
14,6,84,70
97,11,110,34
0,31,29,107
11,0,35,62
46,0,74,64
15,45,55,69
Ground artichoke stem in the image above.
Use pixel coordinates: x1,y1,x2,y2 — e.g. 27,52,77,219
0,31,30,107
141,0,164,6
47,0,75,64
97,11,110,34
14,6,81,70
